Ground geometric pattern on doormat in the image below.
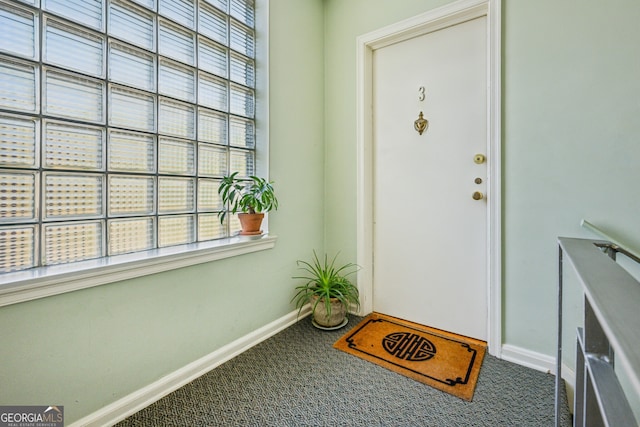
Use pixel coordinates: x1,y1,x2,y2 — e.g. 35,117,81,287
334,312,486,401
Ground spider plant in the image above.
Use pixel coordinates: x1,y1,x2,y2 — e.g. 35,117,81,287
291,251,360,320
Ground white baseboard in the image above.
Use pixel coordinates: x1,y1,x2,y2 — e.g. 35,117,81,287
71,306,311,427
561,362,576,413
500,343,556,374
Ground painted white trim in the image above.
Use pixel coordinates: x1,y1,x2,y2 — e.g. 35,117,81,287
561,362,576,412
255,0,270,195
355,0,503,355
69,306,312,427
501,344,556,374
0,235,277,307
355,33,374,316
487,0,503,359
501,344,576,411
360,0,488,51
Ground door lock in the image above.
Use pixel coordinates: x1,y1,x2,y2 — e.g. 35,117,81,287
472,191,484,201
473,154,486,164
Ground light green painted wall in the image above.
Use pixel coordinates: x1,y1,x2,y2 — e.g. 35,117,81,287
502,0,640,355
0,0,325,423
323,0,640,357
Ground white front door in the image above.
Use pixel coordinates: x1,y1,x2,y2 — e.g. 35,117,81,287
372,16,488,340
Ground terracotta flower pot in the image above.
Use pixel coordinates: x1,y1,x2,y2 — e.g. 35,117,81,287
238,212,264,235
311,295,347,328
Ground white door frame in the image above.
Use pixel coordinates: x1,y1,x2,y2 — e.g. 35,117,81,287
355,0,502,356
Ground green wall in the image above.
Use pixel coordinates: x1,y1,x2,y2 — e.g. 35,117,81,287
323,0,640,358
502,0,640,353
0,0,325,423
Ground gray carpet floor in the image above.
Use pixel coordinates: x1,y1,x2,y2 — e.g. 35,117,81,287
117,315,572,426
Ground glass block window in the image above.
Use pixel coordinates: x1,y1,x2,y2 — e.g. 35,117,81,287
0,0,256,272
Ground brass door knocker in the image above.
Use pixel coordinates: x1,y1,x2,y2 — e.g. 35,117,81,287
414,111,428,135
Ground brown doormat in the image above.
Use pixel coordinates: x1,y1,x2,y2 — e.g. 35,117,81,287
334,313,486,401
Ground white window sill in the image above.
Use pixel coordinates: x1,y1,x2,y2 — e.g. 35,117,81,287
0,234,277,308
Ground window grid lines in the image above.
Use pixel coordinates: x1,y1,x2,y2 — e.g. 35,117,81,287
0,0,256,271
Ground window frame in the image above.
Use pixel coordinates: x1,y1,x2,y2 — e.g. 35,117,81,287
0,0,273,307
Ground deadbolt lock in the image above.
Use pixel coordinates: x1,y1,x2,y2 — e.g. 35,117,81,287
474,154,486,164
472,191,484,201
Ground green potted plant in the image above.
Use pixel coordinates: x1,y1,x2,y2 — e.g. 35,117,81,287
218,172,278,236
292,251,360,329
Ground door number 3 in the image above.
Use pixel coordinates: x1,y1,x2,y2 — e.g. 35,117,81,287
418,86,425,101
